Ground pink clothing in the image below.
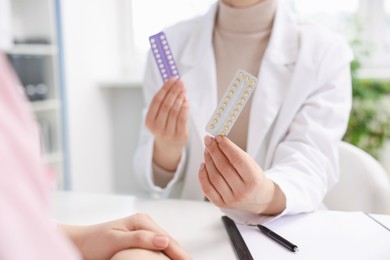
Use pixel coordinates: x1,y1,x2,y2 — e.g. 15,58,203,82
0,53,80,259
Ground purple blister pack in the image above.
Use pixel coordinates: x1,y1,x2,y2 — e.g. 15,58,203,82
149,32,180,82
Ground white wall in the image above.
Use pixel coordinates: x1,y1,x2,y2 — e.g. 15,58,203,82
0,0,12,49
101,85,146,195
61,0,121,192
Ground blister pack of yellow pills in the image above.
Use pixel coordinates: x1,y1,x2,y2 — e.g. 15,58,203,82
206,69,257,137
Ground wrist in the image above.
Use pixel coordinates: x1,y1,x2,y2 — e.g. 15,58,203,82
59,224,89,252
260,179,286,216
153,139,184,171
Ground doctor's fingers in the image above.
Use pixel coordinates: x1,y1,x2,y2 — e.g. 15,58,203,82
153,80,185,130
204,136,245,186
176,98,189,137
165,93,188,138
145,78,181,129
203,149,234,203
215,136,260,183
198,163,225,208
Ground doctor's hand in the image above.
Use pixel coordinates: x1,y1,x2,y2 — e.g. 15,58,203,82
198,136,286,215
146,77,190,171
60,213,190,260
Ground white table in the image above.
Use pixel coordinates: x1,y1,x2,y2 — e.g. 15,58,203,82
52,191,236,260
53,191,390,260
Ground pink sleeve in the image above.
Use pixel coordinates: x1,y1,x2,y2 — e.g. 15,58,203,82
0,52,80,260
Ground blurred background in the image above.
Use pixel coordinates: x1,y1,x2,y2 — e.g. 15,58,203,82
1,0,389,195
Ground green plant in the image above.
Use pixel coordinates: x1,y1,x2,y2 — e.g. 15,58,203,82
342,16,390,158
343,80,390,158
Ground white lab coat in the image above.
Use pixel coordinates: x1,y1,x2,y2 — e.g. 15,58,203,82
134,2,353,224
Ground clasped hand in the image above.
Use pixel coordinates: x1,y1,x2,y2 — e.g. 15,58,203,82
60,213,190,260
146,77,189,171
198,135,286,215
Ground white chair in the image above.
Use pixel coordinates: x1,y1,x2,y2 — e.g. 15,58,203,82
324,141,390,214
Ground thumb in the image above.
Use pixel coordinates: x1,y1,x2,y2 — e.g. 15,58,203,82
117,230,170,251
152,235,170,248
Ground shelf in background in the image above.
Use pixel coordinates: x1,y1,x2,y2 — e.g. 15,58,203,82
30,99,61,112
6,44,58,56
100,78,143,89
100,66,145,89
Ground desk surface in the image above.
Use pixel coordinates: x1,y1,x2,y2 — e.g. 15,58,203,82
53,191,390,260
52,191,236,260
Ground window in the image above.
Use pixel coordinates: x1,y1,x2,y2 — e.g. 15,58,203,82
385,0,390,51
291,0,390,70
292,0,359,32
132,0,216,57
294,0,359,14
125,0,389,76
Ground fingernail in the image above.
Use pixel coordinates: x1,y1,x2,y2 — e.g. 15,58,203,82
153,235,169,248
199,163,205,171
216,135,223,143
204,136,212,146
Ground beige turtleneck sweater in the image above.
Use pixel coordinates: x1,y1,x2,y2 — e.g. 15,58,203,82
214,0,277,151
153,0,277,187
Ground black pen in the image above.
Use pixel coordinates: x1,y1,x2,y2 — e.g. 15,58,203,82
257,225,299,253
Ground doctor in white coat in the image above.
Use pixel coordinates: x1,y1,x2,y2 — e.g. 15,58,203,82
134,0,353,224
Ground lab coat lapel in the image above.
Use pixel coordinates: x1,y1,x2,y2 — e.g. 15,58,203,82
247,3,299,158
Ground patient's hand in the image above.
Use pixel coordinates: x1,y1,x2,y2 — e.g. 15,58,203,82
60,213,190,260
110,249,170,260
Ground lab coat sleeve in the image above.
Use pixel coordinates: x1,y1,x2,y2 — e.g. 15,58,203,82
222,37,353,225
133,51,187,198
267,37,353,215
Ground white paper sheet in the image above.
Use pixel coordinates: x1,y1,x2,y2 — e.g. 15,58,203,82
237,211,390,260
